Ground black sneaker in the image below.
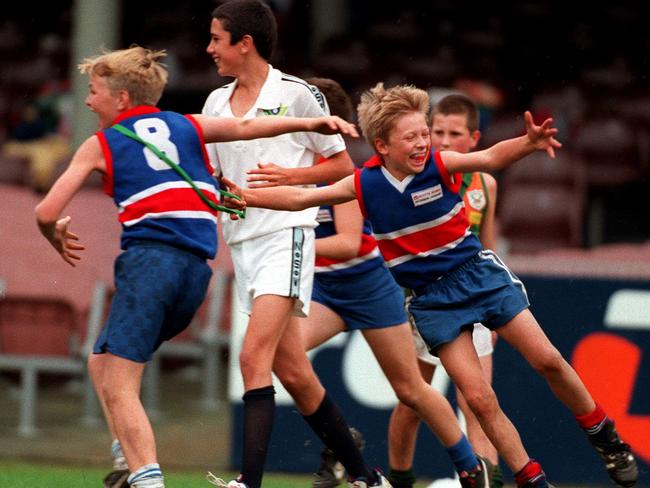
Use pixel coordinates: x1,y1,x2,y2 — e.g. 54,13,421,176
103,469,130,488
589,420,638,487
313,428,366,488
459,456,491,488
490,463,504,488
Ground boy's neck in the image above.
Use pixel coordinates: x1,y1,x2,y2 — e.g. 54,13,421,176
230,60,270,117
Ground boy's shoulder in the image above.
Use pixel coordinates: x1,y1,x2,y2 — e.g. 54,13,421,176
273,70,326,111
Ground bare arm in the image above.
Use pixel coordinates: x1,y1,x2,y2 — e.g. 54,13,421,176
246,149,354,188
316,200,363,260
442,111,561,175
35,136,104,266
246,150,354,188
478,173,498,251
193,114,358,143
221,174,357,213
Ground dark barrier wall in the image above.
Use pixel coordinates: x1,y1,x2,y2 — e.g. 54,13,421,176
229,275,650,485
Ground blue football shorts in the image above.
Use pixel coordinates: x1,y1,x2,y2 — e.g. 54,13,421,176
407,249,529,352
311,264,407,330
93,241,213,363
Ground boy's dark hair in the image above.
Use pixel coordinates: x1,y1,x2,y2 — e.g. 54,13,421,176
212,0,277,61
434,94,480,133
305,77,353,120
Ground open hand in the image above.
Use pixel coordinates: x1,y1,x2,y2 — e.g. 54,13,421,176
247,163,290,188
524,110,562,158
54,216,85,267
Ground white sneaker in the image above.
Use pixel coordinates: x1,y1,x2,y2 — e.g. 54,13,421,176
349,470,392,488
206,472,249,488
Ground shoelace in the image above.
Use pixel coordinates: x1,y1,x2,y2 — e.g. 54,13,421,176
206,472,230,487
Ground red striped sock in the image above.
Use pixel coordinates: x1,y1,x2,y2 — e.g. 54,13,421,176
514,459,544,487
575,403,607,431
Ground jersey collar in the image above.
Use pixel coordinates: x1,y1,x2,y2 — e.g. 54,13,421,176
112,105,161,125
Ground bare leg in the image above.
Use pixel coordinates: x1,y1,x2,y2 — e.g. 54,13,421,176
240,294,294,390
387,359,435,470
497,309,595,415
456,352,499,465
362,324,463,447
300,301,347,352
95,353,153,471
439,331,530,473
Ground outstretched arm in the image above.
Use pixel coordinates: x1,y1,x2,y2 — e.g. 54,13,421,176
35,135,103,266
246,150,354,188
194,114,359,143
221,174,357,213
442,111,561,174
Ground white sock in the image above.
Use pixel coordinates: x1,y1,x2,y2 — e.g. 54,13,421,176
111,439,128,470
128,463,164,488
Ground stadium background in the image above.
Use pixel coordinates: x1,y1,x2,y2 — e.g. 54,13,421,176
0,0,648,486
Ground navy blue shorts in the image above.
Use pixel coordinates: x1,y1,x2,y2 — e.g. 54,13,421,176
407,250,529,352
93,242,213,363
311,264,407,330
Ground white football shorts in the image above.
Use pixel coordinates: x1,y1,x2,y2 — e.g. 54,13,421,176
230,227,315,317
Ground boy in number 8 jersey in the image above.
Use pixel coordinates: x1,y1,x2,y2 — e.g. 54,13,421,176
34,45,358,488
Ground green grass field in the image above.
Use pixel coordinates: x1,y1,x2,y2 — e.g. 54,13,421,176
0,461,314,488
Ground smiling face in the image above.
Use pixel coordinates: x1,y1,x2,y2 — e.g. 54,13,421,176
430,113,480,154
375,111,431,180
85,74,123,129
207,17,243,77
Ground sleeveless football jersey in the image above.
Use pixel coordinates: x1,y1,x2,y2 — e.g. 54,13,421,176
355,150,481,290
314,204,383,276
98,106,218,259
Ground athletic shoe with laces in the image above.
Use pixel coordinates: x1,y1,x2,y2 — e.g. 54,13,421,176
490,463,504,488
206,472,249,488
589,420,638,487
103,469,130,488
459,455,491,488
348,469,392,488
313,427,366,488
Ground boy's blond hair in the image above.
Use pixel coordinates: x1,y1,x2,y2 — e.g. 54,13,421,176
78,45,168,106
357,83,430,151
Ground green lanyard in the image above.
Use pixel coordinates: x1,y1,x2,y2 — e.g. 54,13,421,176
112,123,245,219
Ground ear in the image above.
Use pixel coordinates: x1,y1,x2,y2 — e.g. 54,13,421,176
374,137,389,156
116,90,131,111
469,129,481,150
239,34,254,54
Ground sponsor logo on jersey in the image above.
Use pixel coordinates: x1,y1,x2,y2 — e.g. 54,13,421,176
263,104,289,116
411,184,443,207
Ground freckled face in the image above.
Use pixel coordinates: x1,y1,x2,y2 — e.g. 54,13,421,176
430,113,479,154
206,17,243,77
377,111,431,180
84,74,120,129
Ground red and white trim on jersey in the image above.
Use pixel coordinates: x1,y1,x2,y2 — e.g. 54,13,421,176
372,200,471,267
117,181,219,227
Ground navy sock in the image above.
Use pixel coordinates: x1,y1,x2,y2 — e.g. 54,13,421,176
240,385,275,488
303,391,374,482
388,468,416,488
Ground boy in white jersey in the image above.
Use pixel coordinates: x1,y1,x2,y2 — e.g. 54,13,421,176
34,45,357,488
201,3,390,488
221,83,638,488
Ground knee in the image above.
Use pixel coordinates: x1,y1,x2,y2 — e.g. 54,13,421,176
392,381,422,409
462,386,499,421
530,346,567,378
275,363,309,394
